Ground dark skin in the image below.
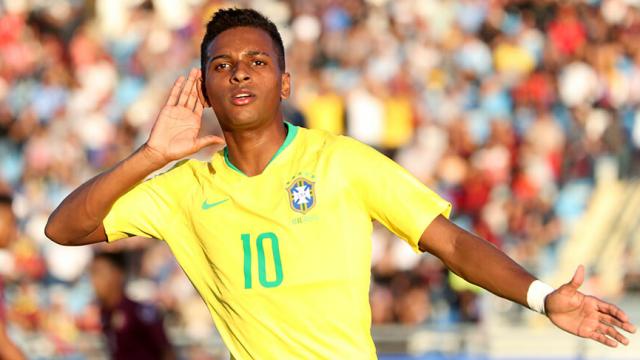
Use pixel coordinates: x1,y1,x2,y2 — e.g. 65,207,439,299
422,216,636,346
204,26,291,176
46,26,636,347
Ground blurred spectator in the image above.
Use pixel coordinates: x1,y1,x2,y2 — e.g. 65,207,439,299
90,251,175,360
301,71,344,135
0,187,26,359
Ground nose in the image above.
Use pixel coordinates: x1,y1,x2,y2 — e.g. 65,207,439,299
231,62,251,84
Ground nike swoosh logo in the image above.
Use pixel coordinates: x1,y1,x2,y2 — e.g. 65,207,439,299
202,198,229,210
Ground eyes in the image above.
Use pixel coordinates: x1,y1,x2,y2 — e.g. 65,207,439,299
213,59,267,71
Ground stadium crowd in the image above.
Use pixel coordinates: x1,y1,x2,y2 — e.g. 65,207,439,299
1,0,640,357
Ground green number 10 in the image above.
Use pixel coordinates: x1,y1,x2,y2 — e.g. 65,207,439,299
241,232,283,289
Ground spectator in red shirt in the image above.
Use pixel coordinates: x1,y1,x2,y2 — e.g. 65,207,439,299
90,251,175,360
548,5,587,57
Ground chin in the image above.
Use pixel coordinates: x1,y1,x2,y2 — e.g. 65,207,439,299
219,114,262,131
223,106,273,127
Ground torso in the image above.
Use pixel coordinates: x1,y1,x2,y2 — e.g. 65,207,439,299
161,125,377,359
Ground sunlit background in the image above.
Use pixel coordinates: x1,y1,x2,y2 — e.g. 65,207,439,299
0,0,639,359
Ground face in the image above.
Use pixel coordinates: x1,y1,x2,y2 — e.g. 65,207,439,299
203,26,290,131
90,258,124,303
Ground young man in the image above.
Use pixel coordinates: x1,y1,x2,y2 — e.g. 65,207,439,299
90,252,175,360
46,8,636,359
0,192,26,360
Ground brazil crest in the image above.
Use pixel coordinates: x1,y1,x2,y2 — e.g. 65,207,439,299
287,177,315,214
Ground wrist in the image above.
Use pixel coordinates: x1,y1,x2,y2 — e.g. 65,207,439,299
140,143,170,170
527,280,555,314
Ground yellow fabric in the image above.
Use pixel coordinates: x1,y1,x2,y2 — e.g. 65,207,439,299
383,96,414,149
303,93,344,135
104,124,451,360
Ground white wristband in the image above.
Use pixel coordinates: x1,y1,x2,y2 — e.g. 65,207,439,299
527,280,555,314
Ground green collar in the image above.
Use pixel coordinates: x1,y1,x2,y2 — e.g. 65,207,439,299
223,122,298,176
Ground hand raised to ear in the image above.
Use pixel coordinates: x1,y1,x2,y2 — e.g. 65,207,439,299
145,68,224,166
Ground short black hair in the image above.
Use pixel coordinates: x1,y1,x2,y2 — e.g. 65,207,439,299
200,8,285,101
94,251,126,272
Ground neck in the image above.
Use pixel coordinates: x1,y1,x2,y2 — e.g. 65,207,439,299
223,119,288,177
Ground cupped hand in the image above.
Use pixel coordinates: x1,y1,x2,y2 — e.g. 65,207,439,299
145,68,224,165
546,265,636,347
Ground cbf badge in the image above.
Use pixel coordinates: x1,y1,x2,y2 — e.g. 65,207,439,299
287,177,315,214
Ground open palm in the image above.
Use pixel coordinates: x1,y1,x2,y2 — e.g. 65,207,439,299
546,265,636,347
146,68,224,163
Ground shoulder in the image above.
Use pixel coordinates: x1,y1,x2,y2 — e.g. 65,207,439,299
165,158,208,177
323,133,383,165
149,158,210,185
296,128,388,169
133,159,213,204
296,127,366,157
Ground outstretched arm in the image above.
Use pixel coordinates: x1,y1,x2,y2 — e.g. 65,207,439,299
45,69,223,246
420,215,636,347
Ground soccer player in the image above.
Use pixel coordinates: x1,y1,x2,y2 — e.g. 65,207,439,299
90,251,175,360
0,192,26,360
45,8,636,359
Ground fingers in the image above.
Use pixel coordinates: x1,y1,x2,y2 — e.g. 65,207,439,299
569,265,584,289
178,69,198,106
598,302,636,333
166,76,185,106
186,73,199,110
195,135,225,151
600,314,627,330
197,76,209,108
194,76,206,116
600,323,630,346
590,330,618,348
167,68,204,113
194,92,204,117
193,75,204,115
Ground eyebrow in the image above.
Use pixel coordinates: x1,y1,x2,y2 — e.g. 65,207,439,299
207,50,272,63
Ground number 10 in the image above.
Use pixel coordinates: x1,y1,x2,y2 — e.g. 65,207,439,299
241,232,283,289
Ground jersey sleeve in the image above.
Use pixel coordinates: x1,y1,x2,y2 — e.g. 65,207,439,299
103,160,190,242
338,137,452,252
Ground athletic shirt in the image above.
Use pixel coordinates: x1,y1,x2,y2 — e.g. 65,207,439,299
104,123,451,359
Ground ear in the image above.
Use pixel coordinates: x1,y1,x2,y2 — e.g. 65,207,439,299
280,72,291,100
197,75,210,107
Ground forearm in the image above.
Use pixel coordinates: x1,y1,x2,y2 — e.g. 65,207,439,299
446,230,535,307
421,216,536,308
45,144,167,245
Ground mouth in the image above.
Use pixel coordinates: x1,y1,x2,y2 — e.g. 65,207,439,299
230,89,256,106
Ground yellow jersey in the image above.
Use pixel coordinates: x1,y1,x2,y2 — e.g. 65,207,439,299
104,122,451,359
